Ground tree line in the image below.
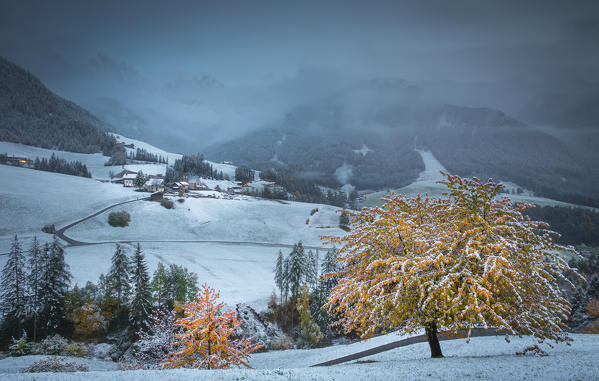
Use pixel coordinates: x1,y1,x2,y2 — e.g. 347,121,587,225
0,237,198,350
271,242,339,346
33,154,91,178
525,205,599,247
127,148,168,164
0,153,92,178
165,154,225,183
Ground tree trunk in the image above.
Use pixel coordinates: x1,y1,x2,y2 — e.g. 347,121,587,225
425,321,443,358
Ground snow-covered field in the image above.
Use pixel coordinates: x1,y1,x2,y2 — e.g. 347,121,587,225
362,149,594,210
2,334,598,380
0,355,117,374
64,240,332,307
0,141,167,180
0,151,342,307
67,196,342,246
0,165,134,252
110,133,240,179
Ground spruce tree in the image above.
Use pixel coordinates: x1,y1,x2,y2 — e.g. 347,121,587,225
168,264,198,303
274,250,285,304
27,237,44,341
41,237,71,333
151,262,170,307
287,242,306,301
135,171,146,189
129,243,152,334
0,235,27,331
106,244,131,309
320,248,338,294
306,249,319,291
282,256,290,304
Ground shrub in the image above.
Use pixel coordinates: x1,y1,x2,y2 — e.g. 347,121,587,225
37,334,69,355
271,336,293,350
310,208,319,216
8,334,30,356
22,357,88,373
108,211,131,227
161,199,174,209
63,343,89,357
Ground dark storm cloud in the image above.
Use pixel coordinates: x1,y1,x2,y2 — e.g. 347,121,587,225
1,0,598,150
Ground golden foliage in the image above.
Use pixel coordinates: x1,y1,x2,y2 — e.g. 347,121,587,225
585,298,599,318
163,285,262,369
322,172,583,342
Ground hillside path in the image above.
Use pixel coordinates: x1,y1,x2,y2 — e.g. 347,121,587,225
311,328,499,367
53,198,326,251
55,197,149,245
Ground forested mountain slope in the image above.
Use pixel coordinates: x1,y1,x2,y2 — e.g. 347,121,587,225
0,57,116,154
206,79,597,202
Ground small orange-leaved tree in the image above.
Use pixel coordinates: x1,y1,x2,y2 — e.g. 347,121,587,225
163,285,262,369
322,172,583,358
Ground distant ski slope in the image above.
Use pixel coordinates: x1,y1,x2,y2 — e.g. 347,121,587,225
362,149,596,210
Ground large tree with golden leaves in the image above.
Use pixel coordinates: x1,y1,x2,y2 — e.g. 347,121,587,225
164,285,262,369
323,173,583,357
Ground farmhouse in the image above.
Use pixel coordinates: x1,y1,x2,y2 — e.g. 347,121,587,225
185,175,209,190
112,169,137,187
144,177,164,192
5,156,33,167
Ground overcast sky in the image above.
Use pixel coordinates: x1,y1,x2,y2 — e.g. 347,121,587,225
1,0,598,150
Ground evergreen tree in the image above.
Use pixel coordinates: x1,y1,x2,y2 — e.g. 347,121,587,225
130,244,153,334
287,242,306,301
297,284,323,346
135,171,146,189
274,250,285,304
168,264,199,304
320,248,338,293
282,256,290,304
26,237,44,341
339,212,350,230
306,250,319,291
96,273,108,306
312,248,339,338
106,244,131,308
151,262,170,307
41,237,71,333
0,235,27,329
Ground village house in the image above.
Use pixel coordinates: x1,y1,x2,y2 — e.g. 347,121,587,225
6,156,33,167
173,181,189,191
265,182,286,194
227,186,243,194
112,169,137,187
144,177,165,192
183,175,209,191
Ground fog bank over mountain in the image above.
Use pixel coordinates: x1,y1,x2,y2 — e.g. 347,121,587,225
1,1,599,152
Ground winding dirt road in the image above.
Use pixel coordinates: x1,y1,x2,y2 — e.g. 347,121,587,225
54,197,327,251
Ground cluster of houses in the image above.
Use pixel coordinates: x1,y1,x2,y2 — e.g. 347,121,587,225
111,169,165,191
2,156,33,167
110,169,287,197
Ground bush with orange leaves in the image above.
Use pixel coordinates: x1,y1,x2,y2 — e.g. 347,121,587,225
322,172,584,358
163,285,262,369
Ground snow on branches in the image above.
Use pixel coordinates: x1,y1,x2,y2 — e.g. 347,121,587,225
164,285,262,369
322,172,584,356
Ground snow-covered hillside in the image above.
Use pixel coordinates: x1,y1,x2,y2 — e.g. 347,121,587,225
0,165,133,252
110,133,240,179
3,334,598,380
362,149,595,210
0,141,166,180
0,149,342,306
67,197,341,246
